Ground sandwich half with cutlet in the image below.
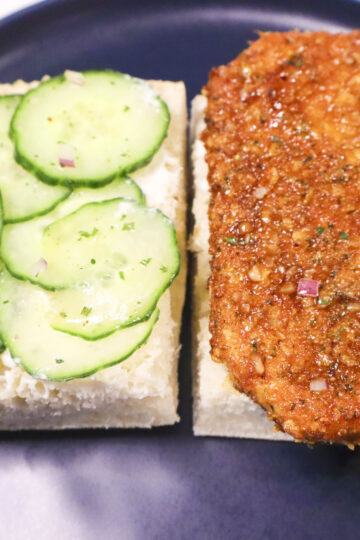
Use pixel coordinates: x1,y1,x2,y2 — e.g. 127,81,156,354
191,31,360,446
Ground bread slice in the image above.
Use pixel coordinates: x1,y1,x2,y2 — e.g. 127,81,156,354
0,78,187,430
190,94,290,440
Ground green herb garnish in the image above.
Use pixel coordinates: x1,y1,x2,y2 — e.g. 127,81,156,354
55,358,64,364
316,227,325,235
79,227,99,239
333,176,346,183
338,231,349,240
287,54,303,67
318,297,333,306
81,306,92,317
225,237,238,245
140,258,152,266
122,222,135,231
338,325,346,337
119,271,125,280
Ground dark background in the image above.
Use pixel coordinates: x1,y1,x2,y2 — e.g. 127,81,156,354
0,1,359,539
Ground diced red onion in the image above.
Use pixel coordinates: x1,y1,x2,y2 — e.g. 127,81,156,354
297,278,320,297
64,69,85,86
310,378,328,392
58,144,75,168
32,258,48,276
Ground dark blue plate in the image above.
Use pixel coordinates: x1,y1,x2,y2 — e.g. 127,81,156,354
1,1,360,539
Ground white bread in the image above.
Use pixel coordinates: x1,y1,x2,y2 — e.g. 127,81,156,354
190,95,291,440
0,78,187,429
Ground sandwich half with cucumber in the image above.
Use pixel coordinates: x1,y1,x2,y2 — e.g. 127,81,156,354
0,70,186,429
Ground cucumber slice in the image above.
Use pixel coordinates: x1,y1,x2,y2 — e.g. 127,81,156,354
11,71,170,187
1,176,145,286
0,96,70,223
45,198,179,339
0,266,159,381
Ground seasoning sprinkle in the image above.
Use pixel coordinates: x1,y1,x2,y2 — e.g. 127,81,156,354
79,227,99,239
140,258,152,266
333,176,346,183
122,222,135,231
287,54,303,67
81,306,92,317
225,237,238,245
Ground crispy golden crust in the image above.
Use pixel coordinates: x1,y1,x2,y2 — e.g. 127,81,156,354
202,31,360,444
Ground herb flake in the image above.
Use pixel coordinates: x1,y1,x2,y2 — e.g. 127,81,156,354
271,135,283,144
78,227,99,239
225,237,238,245
81,306,92,317
140,258,152,266
287,54,303,67
333,176,346,183
122,222,135,231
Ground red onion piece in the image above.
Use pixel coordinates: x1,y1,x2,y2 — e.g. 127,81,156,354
32,258,48,276
58,144,75,168
64,69,85,86
297,278,320,297
310,378,328,392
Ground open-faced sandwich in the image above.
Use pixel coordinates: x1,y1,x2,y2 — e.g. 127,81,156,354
191,31,360,446
0,70,187,429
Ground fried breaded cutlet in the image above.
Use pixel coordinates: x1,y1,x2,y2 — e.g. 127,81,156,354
202,31,360,445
